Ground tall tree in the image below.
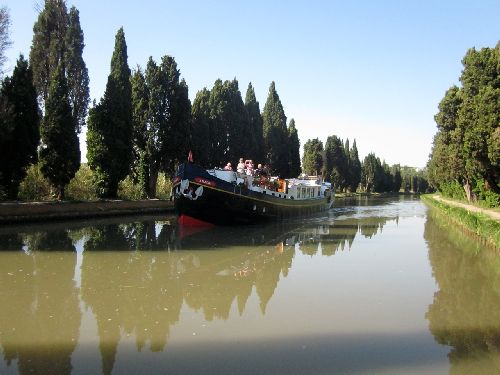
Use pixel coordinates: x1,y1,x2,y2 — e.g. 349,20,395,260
87,27,132,198
288,119,301,177
160,56,191,174
39,63,80,200
0,55,40,199
324,135,348,190
208,79,228,167
130,66,149,198
191,88,211,167
245,82,264,162
349,139,361,192
302,138,323,176
0,6,12,77
29,0,89,131
64,6,90,131
262,81,289,176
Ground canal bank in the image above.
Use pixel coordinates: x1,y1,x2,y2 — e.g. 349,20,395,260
0,199,175,224
421,194,500,249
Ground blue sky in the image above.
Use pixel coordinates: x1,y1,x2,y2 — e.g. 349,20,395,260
3,0,500,167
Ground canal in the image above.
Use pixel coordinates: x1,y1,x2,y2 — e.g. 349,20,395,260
0,196,498,374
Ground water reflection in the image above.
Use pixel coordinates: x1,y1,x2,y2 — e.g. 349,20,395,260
0,200,422,375
425,208,500,374
0,230,80,374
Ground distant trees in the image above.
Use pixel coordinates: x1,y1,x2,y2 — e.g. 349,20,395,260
87,27,132,198
428,42,499,206
301,135,415,194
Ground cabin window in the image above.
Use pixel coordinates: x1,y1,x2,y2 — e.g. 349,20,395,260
318,189,321,197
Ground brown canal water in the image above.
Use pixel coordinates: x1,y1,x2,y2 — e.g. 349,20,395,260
0,196,499,375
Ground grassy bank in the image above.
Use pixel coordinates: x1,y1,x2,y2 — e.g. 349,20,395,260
421,194,500,250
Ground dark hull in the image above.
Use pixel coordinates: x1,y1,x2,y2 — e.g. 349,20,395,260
173,163,331,225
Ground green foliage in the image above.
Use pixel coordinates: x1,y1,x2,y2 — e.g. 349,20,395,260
349,139,361,192
130,55,191,198
422,195,500,249
66,164,97,200
0,55,40,199
29,0,89,132
288,119,301,177
436,181,465,200
191,88,211,166
87,27,132,198
262,81,289,177
302,138,323,176
324,135,348,190
39,63,80,200
245,82,264,162
18,163,52,201
118,172,171,200
428,41,499,203
472,178,500,208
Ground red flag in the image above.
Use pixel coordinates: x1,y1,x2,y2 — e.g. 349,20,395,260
188,150,193,163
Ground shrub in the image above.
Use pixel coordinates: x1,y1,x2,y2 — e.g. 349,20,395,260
472,178,500,208
18,163,52,201
66,164,98,201
439,181,466,200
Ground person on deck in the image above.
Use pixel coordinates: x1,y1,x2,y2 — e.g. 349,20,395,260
245,160,254,175
237,158,245,174
224,162,233,171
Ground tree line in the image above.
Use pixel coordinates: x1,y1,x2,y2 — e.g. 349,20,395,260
0,1,429,201
428,41,499,207
0,1,301,200
301,136,428,193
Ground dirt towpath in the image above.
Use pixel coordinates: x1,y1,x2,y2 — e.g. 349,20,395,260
432,195,500,221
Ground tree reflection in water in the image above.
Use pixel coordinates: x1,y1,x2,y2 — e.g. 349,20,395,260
0,211,398,375
0,229,80,375
425,208,500,374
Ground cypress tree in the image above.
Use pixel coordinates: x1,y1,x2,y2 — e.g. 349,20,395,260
87,27,132,198
262,81,289,176
131,67,149,198
191,88,211,167
39,63,80,200
245,82,264,162
225,79,250,164
208,79,228,167
64,6,90,131
0,55,40,199
302,138,323,176
29,0,89,131
349,139,362,192
288,119,301,177
325,135,347,190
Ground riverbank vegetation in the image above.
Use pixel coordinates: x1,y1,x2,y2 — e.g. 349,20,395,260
427,42,499,208
1,1,427,202
421,195,500,249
